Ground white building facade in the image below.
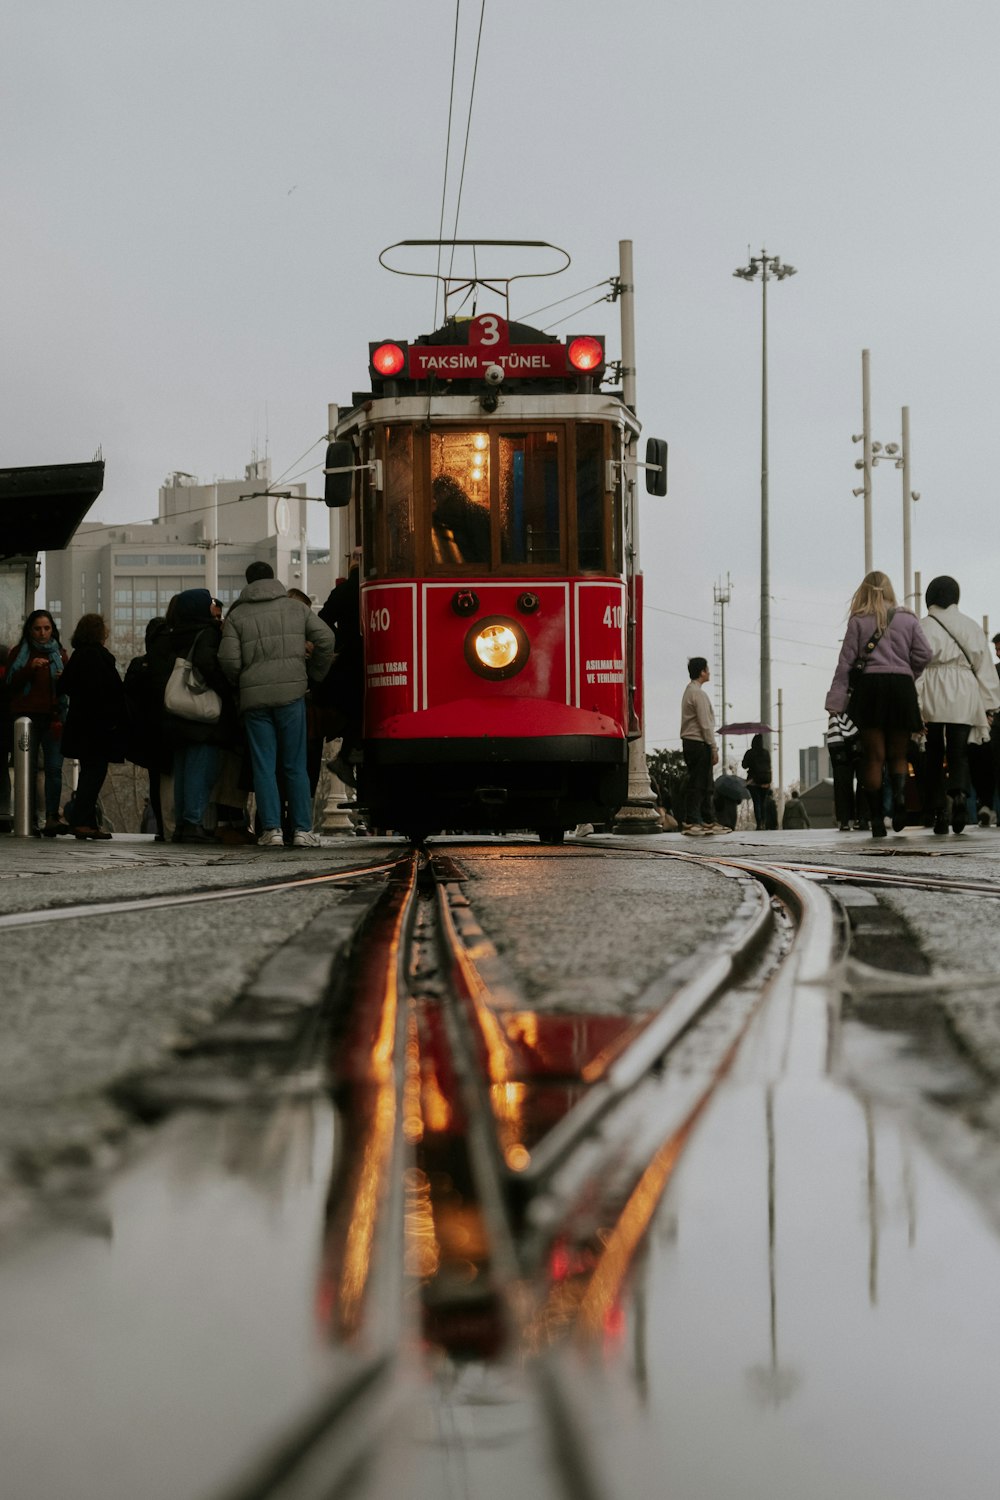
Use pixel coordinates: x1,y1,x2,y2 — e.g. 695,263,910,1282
45,459,335,660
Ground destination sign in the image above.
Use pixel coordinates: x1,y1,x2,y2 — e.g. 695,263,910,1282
408,313,567,380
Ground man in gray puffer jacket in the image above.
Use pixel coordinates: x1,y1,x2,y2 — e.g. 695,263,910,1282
219,562,336,847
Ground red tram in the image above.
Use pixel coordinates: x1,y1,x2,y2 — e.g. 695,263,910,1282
325,242,665,841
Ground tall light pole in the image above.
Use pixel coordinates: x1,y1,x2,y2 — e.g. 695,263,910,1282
733,249,797,748
714,574,732,769
851,380,919,602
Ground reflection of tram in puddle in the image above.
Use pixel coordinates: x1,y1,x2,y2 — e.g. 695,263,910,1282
318,968,652,1359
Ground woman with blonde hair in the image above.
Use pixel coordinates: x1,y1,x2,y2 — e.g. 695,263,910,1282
825,571,932,838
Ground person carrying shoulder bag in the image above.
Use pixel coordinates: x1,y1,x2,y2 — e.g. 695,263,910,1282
917,575,1000,835
825,571,932,839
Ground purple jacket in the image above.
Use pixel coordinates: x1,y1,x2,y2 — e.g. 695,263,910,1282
825,609,933,714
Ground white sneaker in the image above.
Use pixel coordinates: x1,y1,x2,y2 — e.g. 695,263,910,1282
292,830,321,848
258,828,285,848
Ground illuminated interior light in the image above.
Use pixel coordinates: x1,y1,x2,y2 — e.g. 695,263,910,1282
473,433,488,451
474,623,520,670
371,342,406,377
471,467,484,482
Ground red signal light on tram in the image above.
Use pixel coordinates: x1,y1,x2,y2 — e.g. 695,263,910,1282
566,336,604,372
371,342,406,377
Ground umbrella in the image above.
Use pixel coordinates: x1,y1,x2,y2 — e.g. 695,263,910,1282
714,774,752,801
719,721,772,735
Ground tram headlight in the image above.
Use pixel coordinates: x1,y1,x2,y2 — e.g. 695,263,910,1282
464,616,530,680
475,624,518,669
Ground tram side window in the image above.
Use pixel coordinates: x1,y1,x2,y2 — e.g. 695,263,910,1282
361,432,379,573
429,431,492,568
499,432,561,567
576,425,605,571
384,425,415,575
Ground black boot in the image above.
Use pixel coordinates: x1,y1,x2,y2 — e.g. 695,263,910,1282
890,773,908,833
866,788,887,838
951,789,968,834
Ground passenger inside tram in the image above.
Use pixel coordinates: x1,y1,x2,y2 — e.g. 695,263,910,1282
431,474,491,567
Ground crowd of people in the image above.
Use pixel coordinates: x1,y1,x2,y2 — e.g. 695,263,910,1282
679,569,1000,839
0,560,359,845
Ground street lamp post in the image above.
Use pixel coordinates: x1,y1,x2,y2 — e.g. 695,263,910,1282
851,375,919,603
733,249,796,749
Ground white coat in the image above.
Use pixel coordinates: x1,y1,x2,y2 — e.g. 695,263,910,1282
917,605,1000,738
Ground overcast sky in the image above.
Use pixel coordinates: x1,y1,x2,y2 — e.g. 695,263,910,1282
3,0,998,776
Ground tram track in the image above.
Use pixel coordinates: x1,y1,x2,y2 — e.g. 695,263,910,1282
0,857,400,931
11,835,995,1500
250,841,842,1498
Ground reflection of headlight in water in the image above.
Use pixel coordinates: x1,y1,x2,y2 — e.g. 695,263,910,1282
474,624,519,670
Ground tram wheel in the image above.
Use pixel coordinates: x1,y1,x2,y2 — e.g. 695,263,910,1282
536,826,565,845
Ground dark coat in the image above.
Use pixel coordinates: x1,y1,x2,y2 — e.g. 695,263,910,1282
742,738,772,786
124,648,171,770
59,644,127,762
148,612,236,747
315,569,362,711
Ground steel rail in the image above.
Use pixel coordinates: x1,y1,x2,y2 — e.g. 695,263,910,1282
218,851,421,1500
764,856,1000,899
0,859,399,931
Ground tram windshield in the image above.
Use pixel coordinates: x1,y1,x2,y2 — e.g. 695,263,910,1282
366,421,621,576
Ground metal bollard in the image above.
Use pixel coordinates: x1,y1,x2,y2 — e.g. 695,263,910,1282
13,716,36,837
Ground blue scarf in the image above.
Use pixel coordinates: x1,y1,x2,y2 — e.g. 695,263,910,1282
9,635,64,688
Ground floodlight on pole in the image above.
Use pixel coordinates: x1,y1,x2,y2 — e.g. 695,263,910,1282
732,248,797,751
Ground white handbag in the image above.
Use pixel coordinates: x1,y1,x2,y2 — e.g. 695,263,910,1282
164,632,222,723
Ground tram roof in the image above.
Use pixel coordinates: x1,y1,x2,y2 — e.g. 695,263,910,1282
0,460,105,559
334,393,641,440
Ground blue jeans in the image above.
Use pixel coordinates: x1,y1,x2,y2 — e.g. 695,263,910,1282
173,742,220,826
33,717,65,819
243,700,313,833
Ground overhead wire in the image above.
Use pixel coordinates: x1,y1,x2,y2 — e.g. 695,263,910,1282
643,601,837,654
433,2,461,328
515,280,614,325
543,295,613,332
446,0,487,282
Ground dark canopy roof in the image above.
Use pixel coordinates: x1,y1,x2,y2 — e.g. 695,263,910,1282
0,460,105,558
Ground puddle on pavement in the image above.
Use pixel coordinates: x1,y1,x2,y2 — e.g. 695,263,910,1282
360,974,1000,1500
6,951,1000,1500
577,1068,1000,1499
0,1102,343,1500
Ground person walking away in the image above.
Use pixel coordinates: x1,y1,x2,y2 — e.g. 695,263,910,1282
826,712,864,831
968,627,1000,826
917,576,1000,836
219,562,335,848
5,609,70,834
679,656,719,834
287,588,327,798
825,571,932,839
741,733,773,830
991,632,1000,821
149,588,233,844
0,645,11,833
59,614,126,840
317,548,364,789
781,788,811,829
124,617,170,840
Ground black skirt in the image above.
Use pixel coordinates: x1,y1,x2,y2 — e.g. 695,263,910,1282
850,672,922,733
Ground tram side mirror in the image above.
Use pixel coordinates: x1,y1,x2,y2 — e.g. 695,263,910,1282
323,441,354,508
645,437,668,496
